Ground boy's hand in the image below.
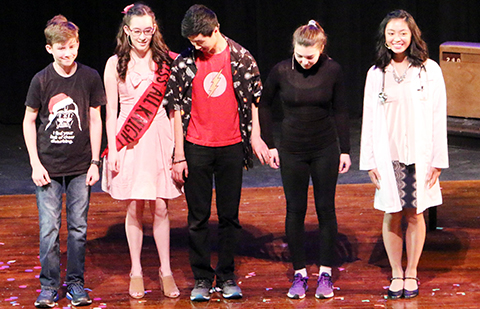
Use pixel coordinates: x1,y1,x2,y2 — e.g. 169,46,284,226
251,135,270,165
86,164,100,186
32,164,51,187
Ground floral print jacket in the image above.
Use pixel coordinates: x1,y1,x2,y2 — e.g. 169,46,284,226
165,36,262,169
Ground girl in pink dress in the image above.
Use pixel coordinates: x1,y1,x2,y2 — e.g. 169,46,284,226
103,3,181,299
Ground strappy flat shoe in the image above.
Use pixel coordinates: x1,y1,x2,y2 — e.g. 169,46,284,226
403,277,419,299
159,270,180,298
387,277,404,299
129,274,145,299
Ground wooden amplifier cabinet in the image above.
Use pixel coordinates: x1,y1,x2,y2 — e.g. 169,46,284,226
440,41,480,118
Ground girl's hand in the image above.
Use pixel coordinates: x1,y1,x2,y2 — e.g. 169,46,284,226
426,167,442,189
268,148,280,169
368,168,381,189
338,154,351,174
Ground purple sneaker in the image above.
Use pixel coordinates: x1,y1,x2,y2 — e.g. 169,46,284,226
315,272,334,299
287,273,308,299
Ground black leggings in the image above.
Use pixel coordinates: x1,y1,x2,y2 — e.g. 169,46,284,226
280,142,340,270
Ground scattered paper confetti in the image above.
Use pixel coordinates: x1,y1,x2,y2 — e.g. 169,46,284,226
34,266,42,269
19,285,27,288
25,269,33,272
362,299,370,302
432,288,440,291
334,296,344,300
382,286,389,290
374,305,385,308
263,298,271,302
456,292,466,295
265,287,273,291
7,260,16,264
93,297,102,301
7,278,15,281
453,284,460,287
436,227,444,230
338,267,345,271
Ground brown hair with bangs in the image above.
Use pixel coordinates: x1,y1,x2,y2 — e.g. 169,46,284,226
44,15,79,46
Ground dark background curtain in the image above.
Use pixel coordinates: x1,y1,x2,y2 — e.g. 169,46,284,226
1,0,479,124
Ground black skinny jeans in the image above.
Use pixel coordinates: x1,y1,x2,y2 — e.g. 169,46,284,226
184,141,244,282
280,142,340,270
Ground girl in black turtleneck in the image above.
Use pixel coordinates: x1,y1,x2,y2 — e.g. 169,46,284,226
259,20,350,300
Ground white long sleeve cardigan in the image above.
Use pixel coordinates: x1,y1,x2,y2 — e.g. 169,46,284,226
360,59,449,214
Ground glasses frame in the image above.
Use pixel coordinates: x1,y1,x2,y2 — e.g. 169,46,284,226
127,25,156,37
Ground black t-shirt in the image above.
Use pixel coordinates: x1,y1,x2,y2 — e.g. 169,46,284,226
25,63,106,177
259,54,350,154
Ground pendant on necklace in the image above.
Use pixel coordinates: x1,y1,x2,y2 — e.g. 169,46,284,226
392,64,411,84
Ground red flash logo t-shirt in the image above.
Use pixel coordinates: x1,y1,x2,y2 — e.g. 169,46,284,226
187,47,241,147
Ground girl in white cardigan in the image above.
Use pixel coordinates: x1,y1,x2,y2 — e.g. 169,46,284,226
360,10,448,299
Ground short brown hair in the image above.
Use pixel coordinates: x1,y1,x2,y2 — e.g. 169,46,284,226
44,15,79,45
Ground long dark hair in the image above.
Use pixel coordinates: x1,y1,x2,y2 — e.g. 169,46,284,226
374,10,428,70
114,3,171,81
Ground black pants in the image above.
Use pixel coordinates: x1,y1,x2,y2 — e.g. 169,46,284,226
280,142,340,270
184,141,243,282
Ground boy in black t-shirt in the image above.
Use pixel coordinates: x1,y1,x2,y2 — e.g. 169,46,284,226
23,15,105,308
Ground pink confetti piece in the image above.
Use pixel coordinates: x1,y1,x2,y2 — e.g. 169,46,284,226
456,292,466,295
338,267,345,271
7,278,15,281
334,296,344,300
34,266,42,269
453,284,460,286
265,287,273,290
382,285,389,290
25,269,33,272
36,289,42,293
0,242,5,245
35,275,40,278
19,285,27,288
7,260,16,264
93,297,102,301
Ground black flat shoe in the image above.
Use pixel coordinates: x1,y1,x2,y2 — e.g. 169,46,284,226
403,277,419,299
387,277,404,299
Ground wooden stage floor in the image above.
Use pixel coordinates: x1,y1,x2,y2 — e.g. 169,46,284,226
1,180,479,308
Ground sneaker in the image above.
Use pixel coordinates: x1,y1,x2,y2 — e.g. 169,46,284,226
315,272,334,299
287,273,308,299
215,279,243,299
34,289,58,308
66,282,92,306
190,279,212,301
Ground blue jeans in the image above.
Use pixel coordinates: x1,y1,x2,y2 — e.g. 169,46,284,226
184,142,244,282
36,173,90,290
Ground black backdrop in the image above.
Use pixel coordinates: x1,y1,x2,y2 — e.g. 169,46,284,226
2,0,479,124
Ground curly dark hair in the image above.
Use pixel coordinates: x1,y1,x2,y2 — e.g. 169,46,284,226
374,10,428,70
114,3,171,81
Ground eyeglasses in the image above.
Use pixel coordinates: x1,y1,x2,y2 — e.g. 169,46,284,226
128,26,155,37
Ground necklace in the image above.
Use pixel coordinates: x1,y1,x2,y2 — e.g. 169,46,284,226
392,63,411,83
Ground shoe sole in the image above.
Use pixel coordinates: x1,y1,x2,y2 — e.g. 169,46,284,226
34,294,59,308
66,292,92,306
287,292,306,299
190,294,210,301
315,292,334,299
34,302,56,308
223,292,243,299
